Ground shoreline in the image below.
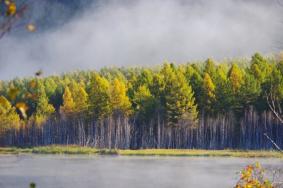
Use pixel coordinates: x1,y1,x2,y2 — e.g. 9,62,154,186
119,149,283,158
0,146,282,158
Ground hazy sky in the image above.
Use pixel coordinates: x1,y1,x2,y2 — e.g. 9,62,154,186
0,0,282,80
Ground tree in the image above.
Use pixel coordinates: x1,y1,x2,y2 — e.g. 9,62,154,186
228,64,244,93
204,58,217,81
75,86,89,113
265,64,283,124
214,64,231,109
89,73,111,119
161,64,198,126
69,81,89,113
0,95,20,131
110,78,131,116
202,73,216,113
132,85,156,122
127,68,154,104
261,59,283,152
250,53,271,83
32,81,55,125
60,86,75,115
184,65,203,108
136,69,154,88
150,73,165,103
44,77,57,98
239,73,261,107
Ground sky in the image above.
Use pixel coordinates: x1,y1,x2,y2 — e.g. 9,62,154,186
0,0,282,80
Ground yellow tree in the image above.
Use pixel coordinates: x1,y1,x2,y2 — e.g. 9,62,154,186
0,95,20,131
228,64,244,93
69,81,89,113
60,86,75,115
204,58,217,80
110,78,131,116
75,86,88,113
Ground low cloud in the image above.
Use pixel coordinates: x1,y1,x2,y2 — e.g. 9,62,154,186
0,0,282,79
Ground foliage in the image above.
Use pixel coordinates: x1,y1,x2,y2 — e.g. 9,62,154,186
110,78,131,116
235,162,274,188
0,0,35,39
202,73,216,112
60,86,75,115
29,182,36,188
161,64,198,126
89,73,112,119
132,85,156,122
0,53,282,128
228,64,244,93
32,82,55,125
250,53,271,83
0,95,20,131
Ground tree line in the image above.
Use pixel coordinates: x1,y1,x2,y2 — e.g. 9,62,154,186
0,53,282,148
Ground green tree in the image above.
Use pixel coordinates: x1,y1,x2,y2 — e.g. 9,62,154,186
44,77,57,98
33,82,55,125
264,64,283,117
202,73,216,112
89,74,111,119
250,53,271,83
204,58,217,81
270,64,283,99
161,64,198,126
239,73,261,107
136,69,154,87
133,85,156,121
214,64,231,112
184,65,203,108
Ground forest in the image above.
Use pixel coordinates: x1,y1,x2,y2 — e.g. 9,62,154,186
0,53,282,149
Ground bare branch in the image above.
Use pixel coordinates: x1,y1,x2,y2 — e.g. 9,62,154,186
266,91,283,124
264,133,283,152
0,3,28,40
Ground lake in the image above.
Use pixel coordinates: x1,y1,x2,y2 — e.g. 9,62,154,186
0,155,282,188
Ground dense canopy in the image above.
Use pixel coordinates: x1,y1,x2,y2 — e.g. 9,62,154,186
0,53,282,127
0,53,282,149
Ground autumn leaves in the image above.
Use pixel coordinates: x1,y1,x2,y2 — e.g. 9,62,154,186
0,70,47,132
235,162,275,188
0,53,283,134
0,0,36,39
4,0,17,16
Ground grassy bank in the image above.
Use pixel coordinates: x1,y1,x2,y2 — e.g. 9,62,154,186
0,146,282,158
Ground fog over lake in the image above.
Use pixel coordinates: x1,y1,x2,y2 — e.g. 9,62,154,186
0,155,282,188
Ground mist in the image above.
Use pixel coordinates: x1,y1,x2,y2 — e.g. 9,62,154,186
0,0,282,80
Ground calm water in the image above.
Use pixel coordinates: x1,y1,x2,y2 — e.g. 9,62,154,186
0,155,282,188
